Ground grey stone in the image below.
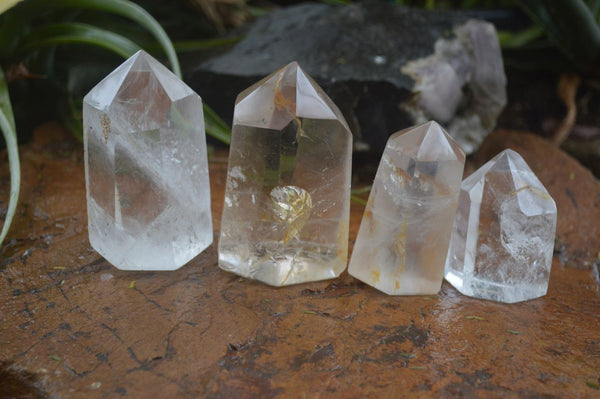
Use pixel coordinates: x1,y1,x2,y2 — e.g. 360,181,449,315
188,2,506,154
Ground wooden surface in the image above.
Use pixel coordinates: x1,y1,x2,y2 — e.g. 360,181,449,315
1,124,599,398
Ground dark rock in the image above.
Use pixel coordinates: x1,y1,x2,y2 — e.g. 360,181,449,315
188,2,506,154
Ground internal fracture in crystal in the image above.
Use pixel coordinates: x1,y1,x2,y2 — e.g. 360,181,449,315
218,61,352,286
349,121,465,295
444,149,557,303
83,50,212,270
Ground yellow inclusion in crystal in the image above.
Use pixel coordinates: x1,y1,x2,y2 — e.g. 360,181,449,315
394,218,408,274
371,268,381,284
273,69,306,140
270,185,312,244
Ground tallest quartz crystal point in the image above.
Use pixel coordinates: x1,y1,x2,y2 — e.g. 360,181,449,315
83,50,213,270
218,62,353,286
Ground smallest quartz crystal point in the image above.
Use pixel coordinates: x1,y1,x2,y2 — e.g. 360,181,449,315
444,149,557,303
349,121,465,295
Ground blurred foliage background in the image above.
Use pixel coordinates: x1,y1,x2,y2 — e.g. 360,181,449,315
3,0,600,145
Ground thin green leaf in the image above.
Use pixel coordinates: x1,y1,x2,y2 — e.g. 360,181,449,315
517,0,600,72
247,6,270,18
517,0,565,47
466,315,486,321
0,68,20,247
351,185,372,195
20,23,141,59
318,0,352,5
589,0,600,19
203,104,231,145
49,0,181,77
351,195,367,206
543,0,600,70
171,36,243,53
498,26,545,49
587,381,600,390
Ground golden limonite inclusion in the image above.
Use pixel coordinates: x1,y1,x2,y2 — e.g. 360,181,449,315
349,121,465,295
83,51,212,270
218,62,352,286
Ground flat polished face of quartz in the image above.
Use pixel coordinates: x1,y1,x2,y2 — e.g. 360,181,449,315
445,149,557,303
349,121,465,295
218,62,352,286
83,50,213,271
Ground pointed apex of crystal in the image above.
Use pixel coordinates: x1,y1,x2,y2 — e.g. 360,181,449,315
84,51,192,111
389,121,465,162
127,50,193,101
488,148,521,173
418,122,464,161
233,61,350,132
128,49,151,69
494,150,556,217
83,53,136,110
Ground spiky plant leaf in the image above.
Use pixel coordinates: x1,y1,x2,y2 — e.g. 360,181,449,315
0,68,20,247
49,0,181,77
21,23,141,59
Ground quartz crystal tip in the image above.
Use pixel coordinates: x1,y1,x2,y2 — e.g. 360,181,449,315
349,121,465,295
444,149,557,303
218,61,352,286
83,50,213,271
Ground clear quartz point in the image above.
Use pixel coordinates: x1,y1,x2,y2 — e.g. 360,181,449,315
83,50,212,270
218,61,353,286
445,149,557,303
349,121,465,295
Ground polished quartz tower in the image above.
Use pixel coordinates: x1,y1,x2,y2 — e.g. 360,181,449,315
218,62,352,286
444,149,557,303
349,121,465,295
83,50,212,270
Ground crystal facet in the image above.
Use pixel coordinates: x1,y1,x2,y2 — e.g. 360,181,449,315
348,121,465,295
444,149,557,303
83,50,212,270
218,61,352,286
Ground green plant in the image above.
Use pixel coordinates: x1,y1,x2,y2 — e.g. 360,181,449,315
499,1,600,144
0,66,18,248
0,0,231,247
499,0,600,75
